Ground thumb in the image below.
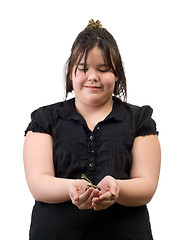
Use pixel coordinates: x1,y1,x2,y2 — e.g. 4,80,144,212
109,180,118,196
69,186,79,202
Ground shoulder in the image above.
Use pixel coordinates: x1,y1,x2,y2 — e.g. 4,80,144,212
25,98,76,136
113,97,158,137
114,97,153,119
125,102,158,137
31,98,75,120
124,102,153,119
32,102,60,116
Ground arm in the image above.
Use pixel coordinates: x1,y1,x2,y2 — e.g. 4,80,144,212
24,131,91,204
116,134,161,206
23,131,72,203
24,131,104,206
92,134,161,210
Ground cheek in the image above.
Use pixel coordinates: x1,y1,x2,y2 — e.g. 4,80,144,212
72,75,86,89
103,75,116,88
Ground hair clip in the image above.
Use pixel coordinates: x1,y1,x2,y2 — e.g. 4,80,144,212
87,19,102,29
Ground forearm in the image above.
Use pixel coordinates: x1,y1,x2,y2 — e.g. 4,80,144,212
29,175,73,204
116,178,157,207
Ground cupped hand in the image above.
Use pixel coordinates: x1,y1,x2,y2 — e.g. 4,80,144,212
92,176,119,211
69,179,101,209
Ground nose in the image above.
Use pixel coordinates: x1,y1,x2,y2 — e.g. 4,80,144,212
87,69,99,82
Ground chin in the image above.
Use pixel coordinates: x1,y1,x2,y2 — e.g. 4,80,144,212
86,95,110,106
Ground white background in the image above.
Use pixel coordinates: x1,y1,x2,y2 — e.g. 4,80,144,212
0,0,179,239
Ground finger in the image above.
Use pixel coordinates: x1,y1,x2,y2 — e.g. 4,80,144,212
73,193,79,201
90,189,101,198
109,183,118,196
78,187,94,204
92,197,116,211
93,200,110,211
74,191,94,210
78,188,100,206
103,178,117,196
69,186,79,202
98,191,114,200
75,189,100,209
92,191,116,207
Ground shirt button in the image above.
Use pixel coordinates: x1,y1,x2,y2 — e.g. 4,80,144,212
90,135,94,140
89,162,94,167
96,126,100,130
91,149,94,153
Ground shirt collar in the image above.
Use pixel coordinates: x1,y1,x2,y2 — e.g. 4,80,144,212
57,97,125,122
57,98,82,121
105,96,125,122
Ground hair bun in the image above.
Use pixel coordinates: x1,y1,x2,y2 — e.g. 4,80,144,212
86,19,102,29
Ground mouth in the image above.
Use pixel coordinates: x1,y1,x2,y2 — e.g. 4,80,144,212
84,86,101,90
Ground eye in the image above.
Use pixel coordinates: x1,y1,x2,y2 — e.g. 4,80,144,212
98,68,111,73
78,66,88,71
77,63,88,72
97,64,112,73
99,69,109,73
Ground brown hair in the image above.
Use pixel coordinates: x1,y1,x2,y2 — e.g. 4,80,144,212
65,20,127,101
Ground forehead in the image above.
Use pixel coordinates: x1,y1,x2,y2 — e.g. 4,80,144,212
75,45,113,68
79,47,105,64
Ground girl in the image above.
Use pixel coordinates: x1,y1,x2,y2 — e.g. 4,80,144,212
24,19,161,240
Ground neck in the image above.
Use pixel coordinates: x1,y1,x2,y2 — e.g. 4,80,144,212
75,97,113,124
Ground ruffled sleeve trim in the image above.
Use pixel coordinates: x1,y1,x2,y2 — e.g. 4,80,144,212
24,105,54,136
135,105,159,137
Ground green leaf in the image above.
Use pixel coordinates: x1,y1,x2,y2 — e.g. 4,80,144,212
81,174,93,186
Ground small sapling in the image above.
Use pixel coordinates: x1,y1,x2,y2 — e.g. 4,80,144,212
81,174,101,191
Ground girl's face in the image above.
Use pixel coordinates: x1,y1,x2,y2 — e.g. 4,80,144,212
71,46,117,108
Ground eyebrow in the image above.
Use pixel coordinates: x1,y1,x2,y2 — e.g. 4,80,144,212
77,63,108,67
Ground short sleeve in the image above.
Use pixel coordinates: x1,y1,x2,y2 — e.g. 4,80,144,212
135,105,158,137
24,106,53,136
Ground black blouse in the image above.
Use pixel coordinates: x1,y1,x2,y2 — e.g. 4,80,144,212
25,97,158,240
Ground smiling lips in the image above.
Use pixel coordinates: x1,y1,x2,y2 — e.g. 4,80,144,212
85,86,101,90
